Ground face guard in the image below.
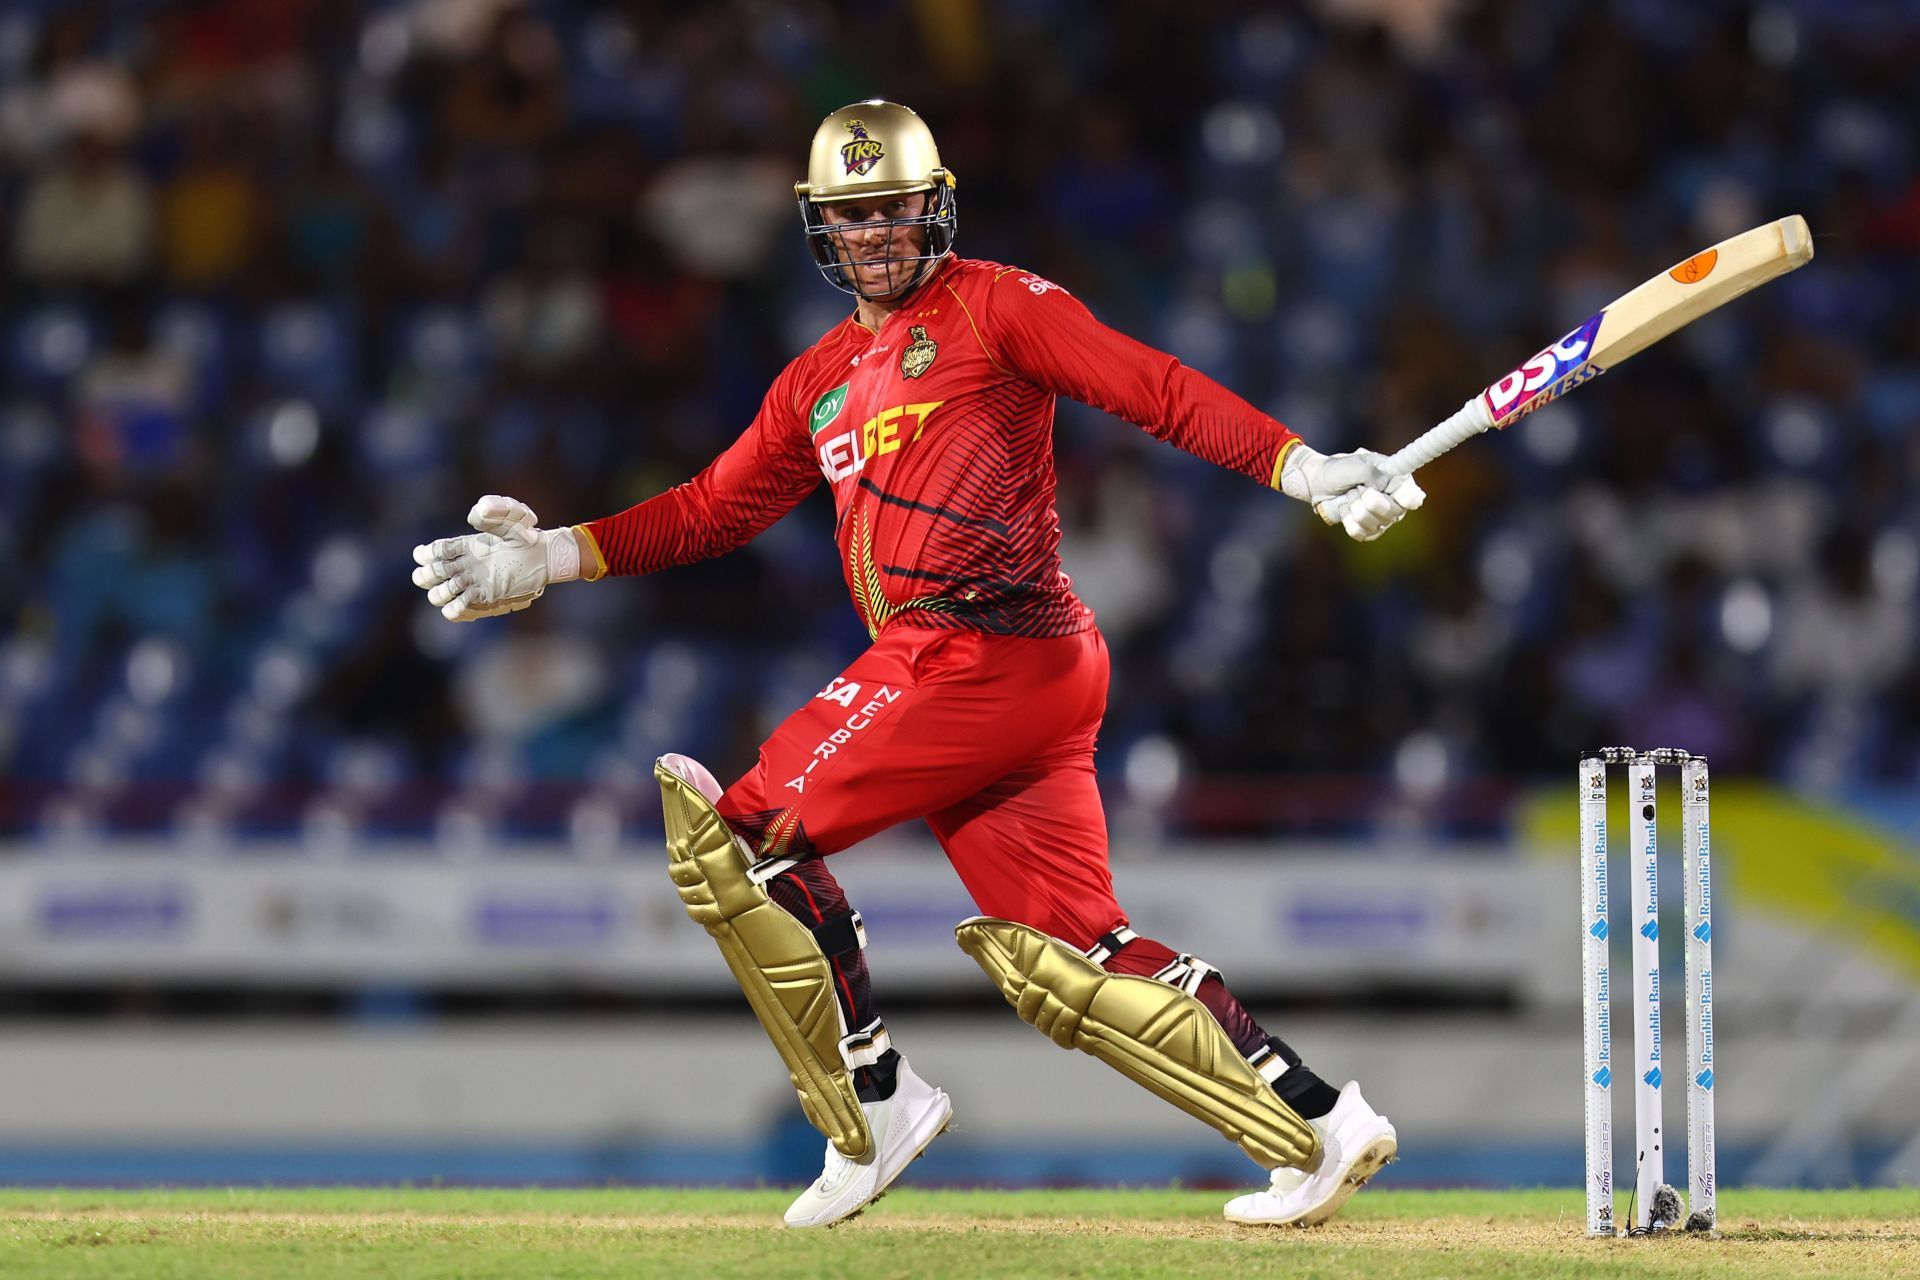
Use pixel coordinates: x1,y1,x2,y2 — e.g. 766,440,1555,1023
795,100,958,300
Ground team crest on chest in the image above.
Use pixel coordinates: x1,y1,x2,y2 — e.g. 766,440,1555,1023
900,325,938,379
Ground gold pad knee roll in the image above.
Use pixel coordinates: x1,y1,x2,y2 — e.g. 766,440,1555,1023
955,916,1319,1170
658,762,871,1159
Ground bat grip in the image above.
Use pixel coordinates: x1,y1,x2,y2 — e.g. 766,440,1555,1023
1379,395,1495,477
1313,395,1493,528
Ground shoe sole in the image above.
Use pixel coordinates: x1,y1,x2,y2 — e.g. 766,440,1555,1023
1292,1134,1398,1227
827,1114,953,1227
798,1092,954,1229
1224,1132,1399,1228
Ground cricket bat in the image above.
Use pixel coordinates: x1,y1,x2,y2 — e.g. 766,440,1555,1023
1360,214,1814,485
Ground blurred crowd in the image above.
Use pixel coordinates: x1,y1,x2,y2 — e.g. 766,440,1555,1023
2,0,1917,847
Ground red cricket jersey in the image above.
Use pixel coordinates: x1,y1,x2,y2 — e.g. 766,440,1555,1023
580,257,1300,638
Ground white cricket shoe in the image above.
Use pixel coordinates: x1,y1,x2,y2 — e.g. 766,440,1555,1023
783,1060,953,1228
1223,1081,1397,1227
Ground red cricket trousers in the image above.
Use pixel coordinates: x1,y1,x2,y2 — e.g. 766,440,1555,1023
711,621,1301,1110
718,624,1124,947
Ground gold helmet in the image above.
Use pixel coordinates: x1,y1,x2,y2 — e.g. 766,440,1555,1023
795,100,957,299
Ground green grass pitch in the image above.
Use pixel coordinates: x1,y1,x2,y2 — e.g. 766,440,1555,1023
2,1187,1915,1278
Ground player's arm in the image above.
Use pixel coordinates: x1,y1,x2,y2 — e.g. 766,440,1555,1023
412,375,819,620
974,271,1421,540
573,373,822,578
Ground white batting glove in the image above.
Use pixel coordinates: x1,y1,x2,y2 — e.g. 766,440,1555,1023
413,495,544,619
1280,445,1425,542
410,495,584,622
465,494,540,544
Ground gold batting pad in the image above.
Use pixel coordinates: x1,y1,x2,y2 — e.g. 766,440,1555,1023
658,763,872,1159
955,916,1320,1170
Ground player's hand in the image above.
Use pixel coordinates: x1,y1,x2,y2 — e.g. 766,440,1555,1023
1280,445,1425,542
1314,449,1425,542
463,494,541,542
410,494,583,621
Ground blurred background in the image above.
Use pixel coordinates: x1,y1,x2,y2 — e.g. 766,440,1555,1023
1,0,1917,1192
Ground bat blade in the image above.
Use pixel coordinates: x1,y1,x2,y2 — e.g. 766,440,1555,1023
1481,214,1814,430
1367,215,1813,484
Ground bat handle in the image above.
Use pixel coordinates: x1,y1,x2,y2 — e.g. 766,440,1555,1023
1313,395,1493,527
1379,395,1495,477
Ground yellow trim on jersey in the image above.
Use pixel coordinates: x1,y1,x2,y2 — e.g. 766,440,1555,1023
1270,437,1302,491
944,280,1015,380
571,524,609,581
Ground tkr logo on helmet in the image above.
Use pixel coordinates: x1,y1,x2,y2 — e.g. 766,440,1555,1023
840,121,885,176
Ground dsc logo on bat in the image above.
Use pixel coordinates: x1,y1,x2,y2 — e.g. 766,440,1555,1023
1482,311,1606,425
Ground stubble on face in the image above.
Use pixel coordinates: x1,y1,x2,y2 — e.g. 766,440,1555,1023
821,193,933,302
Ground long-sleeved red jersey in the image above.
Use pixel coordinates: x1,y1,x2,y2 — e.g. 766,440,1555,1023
579,257,1300,638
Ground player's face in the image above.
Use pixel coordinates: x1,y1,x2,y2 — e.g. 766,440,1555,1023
820,193,931,299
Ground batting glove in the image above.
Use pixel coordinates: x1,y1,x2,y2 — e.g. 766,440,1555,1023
1279,444,1426,542
410,494,584,622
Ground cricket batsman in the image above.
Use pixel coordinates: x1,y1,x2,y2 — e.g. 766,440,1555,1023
413,101,1422,1228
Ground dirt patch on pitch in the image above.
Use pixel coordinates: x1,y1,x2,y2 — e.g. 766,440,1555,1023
10,1206,1920,1259
1226,1215,1920,1273
2,1210,775,1230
